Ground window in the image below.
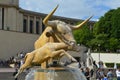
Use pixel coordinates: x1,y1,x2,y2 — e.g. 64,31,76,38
36,21,39,34
30,20,33,33
2,8,4,30
23,19,27,32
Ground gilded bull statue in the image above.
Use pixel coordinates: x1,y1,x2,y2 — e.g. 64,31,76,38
35,5,92,49
15,5,92,78
34,5,92,67
15,42,77,78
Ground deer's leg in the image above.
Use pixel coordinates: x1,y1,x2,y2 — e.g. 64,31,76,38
15,53,34,78
50,49,65,58
50,49,77,62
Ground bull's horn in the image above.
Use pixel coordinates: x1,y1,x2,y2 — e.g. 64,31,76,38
43,5,59,26
72,16,93,30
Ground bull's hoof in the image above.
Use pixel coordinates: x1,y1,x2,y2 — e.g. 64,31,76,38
71,60,77,63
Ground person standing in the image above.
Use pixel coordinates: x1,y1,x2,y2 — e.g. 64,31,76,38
116,67,120,80
107,69,114,80
13,68,18,80
81,68,85,75
103,75,108,80
85,67,90,80
96,68,104,80
93,61,98,79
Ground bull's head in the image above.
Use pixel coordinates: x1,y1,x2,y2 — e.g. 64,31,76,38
43,5,92,50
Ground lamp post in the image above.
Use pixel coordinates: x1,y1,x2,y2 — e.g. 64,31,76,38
98,44,100,62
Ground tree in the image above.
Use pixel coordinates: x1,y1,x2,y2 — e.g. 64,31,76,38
73,8,120,52
111,8,120,39
89,34,108,51
92,8,120,52
73,24,93,47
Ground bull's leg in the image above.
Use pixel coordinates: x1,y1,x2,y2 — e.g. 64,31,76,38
15,53,34,78
63,51,77,62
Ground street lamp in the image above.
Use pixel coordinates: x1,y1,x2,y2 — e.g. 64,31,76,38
98,44,100,62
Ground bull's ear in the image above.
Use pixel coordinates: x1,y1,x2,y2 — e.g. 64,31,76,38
71,16,93,30
43,5,59,26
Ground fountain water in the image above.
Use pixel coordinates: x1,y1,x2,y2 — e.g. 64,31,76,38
25,68,36,80
25,66,86,80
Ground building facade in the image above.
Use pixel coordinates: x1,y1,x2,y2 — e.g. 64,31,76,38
0,0,95,59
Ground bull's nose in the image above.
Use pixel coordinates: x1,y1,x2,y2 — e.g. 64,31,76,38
69,41,81,51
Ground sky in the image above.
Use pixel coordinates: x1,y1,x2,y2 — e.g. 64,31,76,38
19,0,120,21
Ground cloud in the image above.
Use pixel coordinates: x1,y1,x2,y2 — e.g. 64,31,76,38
19,0,120,20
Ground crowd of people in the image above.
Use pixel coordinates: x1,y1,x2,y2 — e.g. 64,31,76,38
0,51,25,68
0,51,25,80
1,52,120,80
0,58,12,67
80,61,120,80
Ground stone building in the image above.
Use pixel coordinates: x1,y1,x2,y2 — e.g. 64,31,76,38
0,0,95,59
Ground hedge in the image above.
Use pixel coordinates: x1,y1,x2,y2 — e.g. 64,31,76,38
105,63,120,68
105,63,114,68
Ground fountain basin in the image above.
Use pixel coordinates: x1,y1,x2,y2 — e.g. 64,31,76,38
34,67,86,80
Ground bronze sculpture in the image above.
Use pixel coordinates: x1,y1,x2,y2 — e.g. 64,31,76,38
34,5,92,68
15,5,92,78
35,5,92,50
15,42,77,78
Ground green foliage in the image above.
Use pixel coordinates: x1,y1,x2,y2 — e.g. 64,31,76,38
73,24,93,47
116,63,120,67
105,63,114,68
73,8,120,52
89,34,108,51
108,38,119,51
111,8,120,39
92,8,120,52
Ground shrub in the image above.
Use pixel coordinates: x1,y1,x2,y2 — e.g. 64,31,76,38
105,63,114,68
116,63,120,68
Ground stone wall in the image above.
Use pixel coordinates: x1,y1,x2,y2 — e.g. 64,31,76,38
0,30,39,59
0,0,19,6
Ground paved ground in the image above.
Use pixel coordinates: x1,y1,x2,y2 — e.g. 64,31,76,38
0,68,15,72
0,68,26,80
